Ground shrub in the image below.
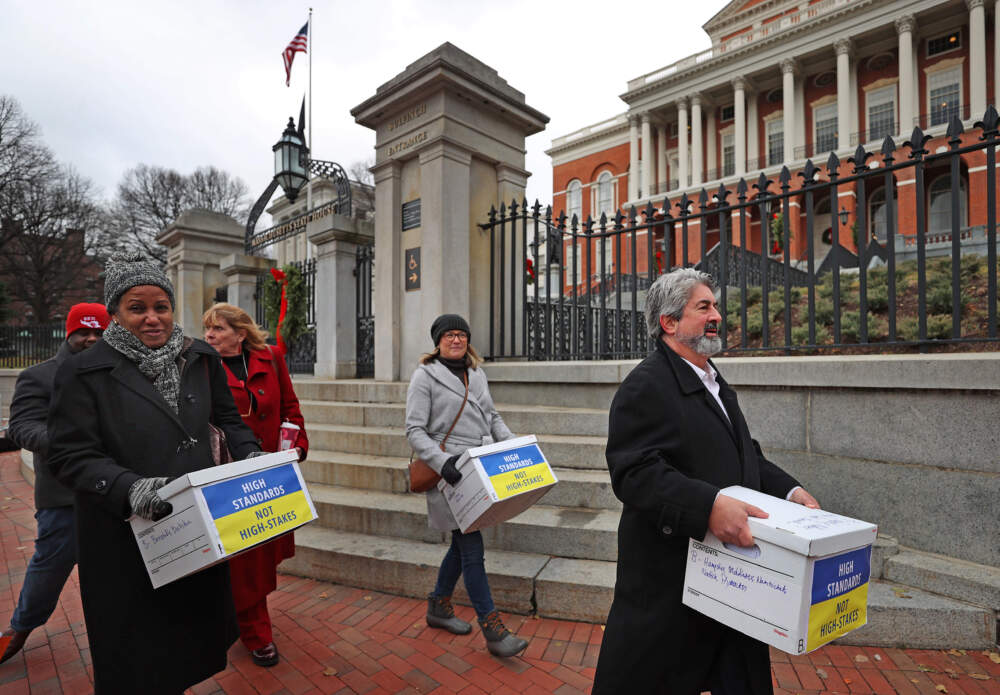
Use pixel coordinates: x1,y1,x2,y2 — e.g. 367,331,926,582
867,285,890,313
814,299,835,326
926,314,952,339
745,287,763,306
841,312,860,342
927,285,969,316
898,317,919,342
745,306,763,339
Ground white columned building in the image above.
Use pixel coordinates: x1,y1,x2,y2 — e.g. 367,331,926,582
677,98,689,190
640,114,653,199
896,14,916,135
691,94,703,186
733,77,747,176
706,105,717,180
967,0,986,118
835,38,853,151
628,116,639,201
781,58,797,163
657,124,667,195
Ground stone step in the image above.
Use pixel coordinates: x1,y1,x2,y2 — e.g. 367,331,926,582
280,526,616,621
301,450,620,510
291,372,627,411
836,581,997,649
281,526,545,615
282,526,995,646
870,534,900,579
292,379,408,404
884,548,1000,613
298,400,609,436
306,423,608,470
307,483,619,561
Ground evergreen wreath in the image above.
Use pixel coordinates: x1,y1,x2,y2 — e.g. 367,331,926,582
262,263,309,348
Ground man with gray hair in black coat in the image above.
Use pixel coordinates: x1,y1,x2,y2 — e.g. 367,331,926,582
592,267,819,695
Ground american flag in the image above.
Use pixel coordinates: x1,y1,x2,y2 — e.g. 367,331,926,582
283,22,308,87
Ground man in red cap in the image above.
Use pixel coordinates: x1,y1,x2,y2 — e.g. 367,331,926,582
0,302,110,665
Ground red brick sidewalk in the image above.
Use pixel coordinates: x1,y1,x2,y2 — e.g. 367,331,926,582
1,449,998,695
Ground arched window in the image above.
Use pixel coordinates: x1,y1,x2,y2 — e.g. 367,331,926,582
928,175,967,235
596,172,615,274
597,172,614,217
567,179,582,222
869,187,897,242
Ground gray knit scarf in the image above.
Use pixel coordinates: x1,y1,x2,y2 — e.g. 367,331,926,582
103,322,185,413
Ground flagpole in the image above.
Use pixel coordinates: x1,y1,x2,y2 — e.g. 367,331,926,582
306,8,313,262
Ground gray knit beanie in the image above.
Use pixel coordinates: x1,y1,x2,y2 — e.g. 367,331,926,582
104,251,176,313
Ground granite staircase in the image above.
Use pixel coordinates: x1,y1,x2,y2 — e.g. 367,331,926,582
280,367,997,649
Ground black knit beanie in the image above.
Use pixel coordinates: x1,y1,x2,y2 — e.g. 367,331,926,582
430,314,471,345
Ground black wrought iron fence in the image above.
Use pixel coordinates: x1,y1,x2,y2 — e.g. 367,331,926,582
355,243,375,378
0,323,65,367
484,110,1000,360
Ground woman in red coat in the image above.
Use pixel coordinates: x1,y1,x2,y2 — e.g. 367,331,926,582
203,303,308,668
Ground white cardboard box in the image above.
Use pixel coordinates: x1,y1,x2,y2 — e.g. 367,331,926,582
438,434,557,533
129,450,317,588
682,486,877,655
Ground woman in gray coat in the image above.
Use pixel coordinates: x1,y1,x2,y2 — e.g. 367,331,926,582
405,314,528,658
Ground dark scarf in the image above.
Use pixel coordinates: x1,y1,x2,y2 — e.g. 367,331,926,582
437,355,468,386
103,322,185,413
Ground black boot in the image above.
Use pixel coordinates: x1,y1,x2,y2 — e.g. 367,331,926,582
426,594,472,635
478,610,528,658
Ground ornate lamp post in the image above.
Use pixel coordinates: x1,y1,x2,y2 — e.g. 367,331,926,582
273,118,308,203
244,116,353,255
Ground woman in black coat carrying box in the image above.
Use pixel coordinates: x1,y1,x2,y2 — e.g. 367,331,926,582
47,253,260,695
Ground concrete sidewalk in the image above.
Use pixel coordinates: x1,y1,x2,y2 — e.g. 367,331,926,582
1,450,998,694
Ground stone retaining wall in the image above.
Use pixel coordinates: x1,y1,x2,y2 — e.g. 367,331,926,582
484,353,1000,567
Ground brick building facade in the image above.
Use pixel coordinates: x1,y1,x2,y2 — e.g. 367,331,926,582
546,0,996,296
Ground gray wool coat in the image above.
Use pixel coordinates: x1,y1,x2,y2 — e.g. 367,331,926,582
405,359,514,531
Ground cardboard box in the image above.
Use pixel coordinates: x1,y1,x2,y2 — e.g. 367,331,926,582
130,450,317,588
438,434,557,533
682,486,877,654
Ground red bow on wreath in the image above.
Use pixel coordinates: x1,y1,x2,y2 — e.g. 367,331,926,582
270,267,289,355
526,258,536,284
655,250,664,275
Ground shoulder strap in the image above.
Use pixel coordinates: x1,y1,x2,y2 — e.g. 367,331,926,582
438,371,469,450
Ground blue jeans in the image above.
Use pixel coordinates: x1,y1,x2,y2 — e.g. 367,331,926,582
432,529,495,620
10,506,77,632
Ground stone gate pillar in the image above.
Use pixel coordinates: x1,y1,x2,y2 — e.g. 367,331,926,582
219,254,274,313
157,209,245,335
352,43,548,380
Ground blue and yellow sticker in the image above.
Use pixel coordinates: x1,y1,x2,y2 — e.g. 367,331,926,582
806,545,871,651
477,444,555,500
200,463,312,555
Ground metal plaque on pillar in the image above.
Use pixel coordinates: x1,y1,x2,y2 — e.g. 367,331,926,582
402,199,421,231
405,247,420,291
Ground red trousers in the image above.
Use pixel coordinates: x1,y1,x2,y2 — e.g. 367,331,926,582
236,596,273,650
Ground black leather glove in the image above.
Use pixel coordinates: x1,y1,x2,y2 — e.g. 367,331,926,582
128,477,173,521
441,455,463,486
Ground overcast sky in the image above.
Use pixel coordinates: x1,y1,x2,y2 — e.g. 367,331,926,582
2,0,729,217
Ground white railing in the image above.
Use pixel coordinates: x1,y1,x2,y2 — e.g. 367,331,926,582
550,114,629,149
626,0,855,92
